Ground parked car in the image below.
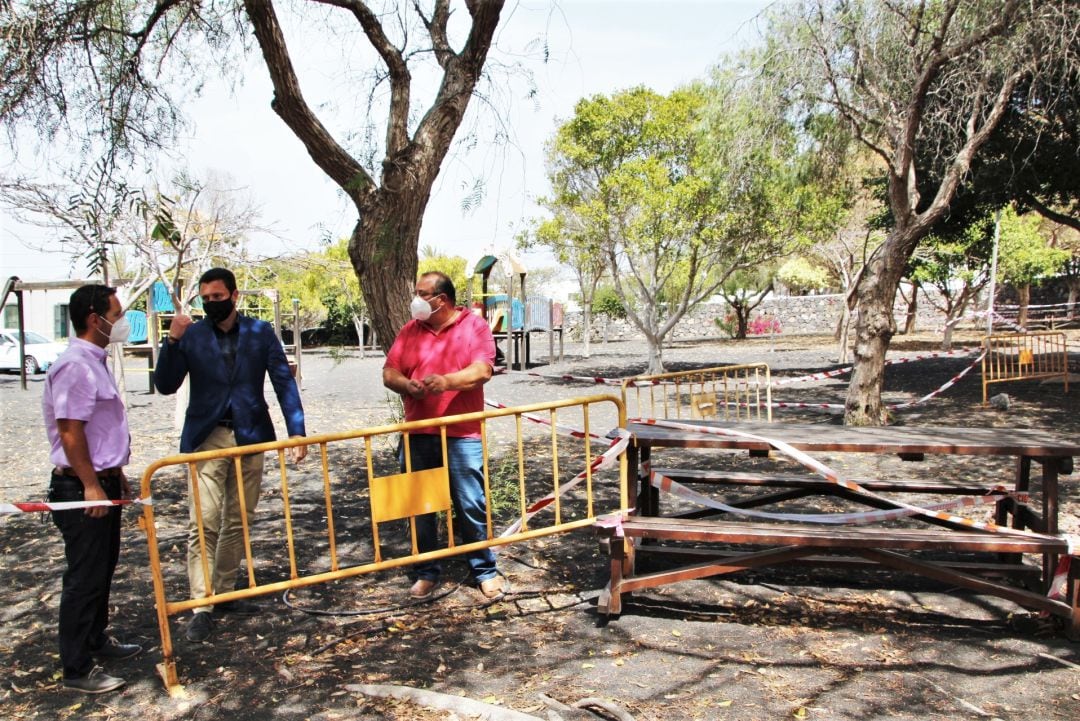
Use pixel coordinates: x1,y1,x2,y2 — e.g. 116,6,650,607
0,329,68,375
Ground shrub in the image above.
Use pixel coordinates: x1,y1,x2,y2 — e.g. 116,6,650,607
714,314,737,338
592,287,627,319
747,315,781,336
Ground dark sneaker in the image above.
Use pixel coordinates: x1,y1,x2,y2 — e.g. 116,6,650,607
63,666,125,694
215,599,261,616
92,636,143,661
185,612,213,642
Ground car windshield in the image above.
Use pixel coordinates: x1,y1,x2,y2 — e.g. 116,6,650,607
12,331,51,344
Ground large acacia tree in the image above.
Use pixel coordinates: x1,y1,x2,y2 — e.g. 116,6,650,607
770,0,1080,425
1,1,505,349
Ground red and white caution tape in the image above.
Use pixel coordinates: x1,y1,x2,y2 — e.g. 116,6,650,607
651,470,1011,525
1047,556,1072,602
630,418,1075,551
484,399,607,441
766,349,987,414
499,429,630,538
1,497,152,514
495,367,623,386
774,346,982,387
889,349,986,409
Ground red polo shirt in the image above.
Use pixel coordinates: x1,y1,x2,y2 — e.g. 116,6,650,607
384,308,496,438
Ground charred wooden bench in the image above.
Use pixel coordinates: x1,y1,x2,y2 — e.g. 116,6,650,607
597,516,1075,623
599,421,1080,635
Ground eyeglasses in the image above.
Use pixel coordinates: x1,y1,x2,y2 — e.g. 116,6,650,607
414,290,440,299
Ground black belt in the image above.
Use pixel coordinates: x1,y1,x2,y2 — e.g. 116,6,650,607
53,467,122,479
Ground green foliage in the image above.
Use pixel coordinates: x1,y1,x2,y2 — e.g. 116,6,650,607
911,207,1068,294
718,267,774,340
777,257,832,294
714,314,737,339
486,454,524,519
236,237,364,338
909,218,994,291
997,207,1071,286
418,250,470,302
592,286,626,319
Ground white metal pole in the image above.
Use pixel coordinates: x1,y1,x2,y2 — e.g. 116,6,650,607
985,208,1003,335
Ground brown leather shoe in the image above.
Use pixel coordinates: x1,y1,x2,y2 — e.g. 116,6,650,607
479,577,506,600
408,578,439,600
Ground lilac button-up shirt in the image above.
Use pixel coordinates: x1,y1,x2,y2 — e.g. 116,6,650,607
42,338,130,470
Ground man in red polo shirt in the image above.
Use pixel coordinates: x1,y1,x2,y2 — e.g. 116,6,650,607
382,270,504,600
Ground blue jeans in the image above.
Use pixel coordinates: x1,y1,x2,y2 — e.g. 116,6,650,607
400,434,497,584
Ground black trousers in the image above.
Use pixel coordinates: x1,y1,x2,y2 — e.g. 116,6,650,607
49,473,122,678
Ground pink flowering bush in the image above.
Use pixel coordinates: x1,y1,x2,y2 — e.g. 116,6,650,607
747,315,781,336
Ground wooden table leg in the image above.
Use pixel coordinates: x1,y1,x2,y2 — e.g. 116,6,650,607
1042,457,1061,593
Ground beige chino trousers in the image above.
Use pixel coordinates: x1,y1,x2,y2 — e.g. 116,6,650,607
187,425,264,612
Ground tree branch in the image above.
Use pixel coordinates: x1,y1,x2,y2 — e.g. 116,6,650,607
243,0,371,203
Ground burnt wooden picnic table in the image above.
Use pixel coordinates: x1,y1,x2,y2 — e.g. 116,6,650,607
598,420,1080,635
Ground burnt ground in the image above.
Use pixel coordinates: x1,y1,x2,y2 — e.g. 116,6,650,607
2,330,1079,721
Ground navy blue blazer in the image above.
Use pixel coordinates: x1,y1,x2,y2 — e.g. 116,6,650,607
153,314,306,453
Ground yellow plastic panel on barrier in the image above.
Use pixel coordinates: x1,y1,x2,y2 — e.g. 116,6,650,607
370,466,451,522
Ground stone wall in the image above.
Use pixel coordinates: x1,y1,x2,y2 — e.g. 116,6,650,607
564,291,952,342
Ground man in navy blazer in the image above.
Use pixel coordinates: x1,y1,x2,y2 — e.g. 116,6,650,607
154,267,307,643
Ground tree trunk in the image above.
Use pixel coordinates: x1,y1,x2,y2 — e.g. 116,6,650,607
582,301,592,358
902,282,919,334
836,303,851,364
734,303,749,340
941,313,955,351
1067,278,1079,319
1017,284,1030,328
349,195,425,354
845,230,914,426
645,336,664,374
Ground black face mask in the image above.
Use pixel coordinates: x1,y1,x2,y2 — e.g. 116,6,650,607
203,298,234,324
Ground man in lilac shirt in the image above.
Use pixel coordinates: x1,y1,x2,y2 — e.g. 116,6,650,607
43,285,142,694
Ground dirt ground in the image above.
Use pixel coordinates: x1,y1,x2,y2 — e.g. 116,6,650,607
2,330,1079,721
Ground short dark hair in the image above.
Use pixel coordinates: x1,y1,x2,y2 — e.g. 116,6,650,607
69,285,117,333
198,267,237,293
422,271,456,305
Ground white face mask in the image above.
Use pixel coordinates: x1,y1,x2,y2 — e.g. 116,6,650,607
102,316,130,344
410,294,433,321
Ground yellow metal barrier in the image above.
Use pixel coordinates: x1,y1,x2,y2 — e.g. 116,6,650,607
620,363,772,422
981,332,1069,404
138,395,627,691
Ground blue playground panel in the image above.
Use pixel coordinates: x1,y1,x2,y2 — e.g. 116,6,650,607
485,295,524,330
125,310,148,343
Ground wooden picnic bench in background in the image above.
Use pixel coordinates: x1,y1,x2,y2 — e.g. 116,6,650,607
597,421,1080,636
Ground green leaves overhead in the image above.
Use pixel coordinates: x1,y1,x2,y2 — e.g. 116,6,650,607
536,69,851,372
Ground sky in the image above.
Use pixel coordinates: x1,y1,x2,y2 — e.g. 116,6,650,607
1,0,774,283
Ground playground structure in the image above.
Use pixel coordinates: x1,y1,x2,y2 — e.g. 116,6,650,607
0,277,303,393
469,255,564,369
129,280,303,391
